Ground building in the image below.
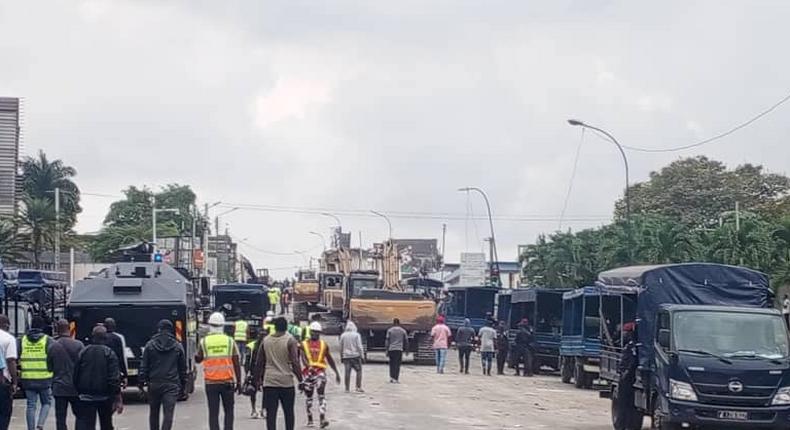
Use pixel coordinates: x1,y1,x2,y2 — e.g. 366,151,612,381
442,261,522,288
208,235,238,283
0,98,21,216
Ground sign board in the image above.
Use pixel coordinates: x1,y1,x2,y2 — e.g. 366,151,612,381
460,252,486,286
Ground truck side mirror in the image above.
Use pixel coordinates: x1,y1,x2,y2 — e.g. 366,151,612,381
658,329,671,349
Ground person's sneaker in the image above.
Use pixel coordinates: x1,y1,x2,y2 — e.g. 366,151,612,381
320,419,330,428
345,388,350,393
250,410,259,419
355,387,365,393
307,419,315,427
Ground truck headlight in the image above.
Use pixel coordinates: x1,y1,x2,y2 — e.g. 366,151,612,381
670,379,698,402
771,387,790,405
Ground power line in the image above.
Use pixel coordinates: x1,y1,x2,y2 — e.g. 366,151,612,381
559,128,586,229
217,203,610,223
620,90,790,153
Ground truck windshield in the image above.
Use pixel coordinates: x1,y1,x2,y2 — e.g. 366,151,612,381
351,279,377,296
674,311,789,360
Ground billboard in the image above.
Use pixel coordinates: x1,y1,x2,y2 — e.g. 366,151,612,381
459,252,486,286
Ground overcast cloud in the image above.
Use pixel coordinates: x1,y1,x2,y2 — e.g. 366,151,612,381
1,0,789,276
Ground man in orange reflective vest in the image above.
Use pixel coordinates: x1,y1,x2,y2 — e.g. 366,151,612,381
195,312,241,430
298,322,340,428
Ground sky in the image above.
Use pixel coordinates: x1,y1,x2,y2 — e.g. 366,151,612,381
1,0,789,277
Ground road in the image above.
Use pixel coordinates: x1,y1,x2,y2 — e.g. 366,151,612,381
8,338,621,429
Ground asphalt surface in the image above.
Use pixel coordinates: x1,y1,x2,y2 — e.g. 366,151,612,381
8,337,625,429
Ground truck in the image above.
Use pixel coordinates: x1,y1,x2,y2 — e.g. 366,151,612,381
560,285,637,389
598,263,788,430
66,262,199,399
443,286,498,333
346,270,437,364
508,287,568,372
292,269,320,322
212,282,270,329
316,271,345,334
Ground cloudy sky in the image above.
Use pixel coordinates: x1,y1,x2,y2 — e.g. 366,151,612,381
1,1,789,276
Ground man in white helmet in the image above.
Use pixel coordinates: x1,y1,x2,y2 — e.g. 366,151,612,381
195,312,241,430
298,322,340,428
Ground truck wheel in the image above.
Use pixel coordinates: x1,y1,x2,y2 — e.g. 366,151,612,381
560,357,572,384
574,358,585,389
414,334,436,365
651,398,679,430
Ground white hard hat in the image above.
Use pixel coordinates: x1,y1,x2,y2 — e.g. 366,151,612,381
208,312,226,326
266,311,275,317
309,321,323,332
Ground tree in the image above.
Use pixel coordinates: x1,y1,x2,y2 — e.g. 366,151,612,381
21,150,81,230
0,217,24,262
18,197,55,267
90,184,200,261
616,156,789,227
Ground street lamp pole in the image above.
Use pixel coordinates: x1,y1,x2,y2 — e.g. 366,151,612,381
54,188,60,273
458,187,500,286
370,210,393,240
567,119,630,221
309,231,327,252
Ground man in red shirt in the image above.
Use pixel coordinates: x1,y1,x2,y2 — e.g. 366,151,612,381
299,322,340,428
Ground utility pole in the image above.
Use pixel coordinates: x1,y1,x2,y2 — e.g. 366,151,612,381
441,223,447,282
458,187,500,286
203,203,209,277
736,201,742,266
152,195,157,254
54,187,60,272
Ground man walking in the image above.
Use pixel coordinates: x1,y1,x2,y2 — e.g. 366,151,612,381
234,317,250,368
53,319,84,430
455,319,475,374
299,322,340,428
140,320,187,430
513,319,535,377
253,317,303,430
430,316,451,374
0,315,18,430
196,312,241,430
73,325,122,430
102,319,128,384
268,288,281,315
20,316,57,430
245,327,265,419
495,321,510,375
385,319,408,383
338,321,364,393
478,320,497,376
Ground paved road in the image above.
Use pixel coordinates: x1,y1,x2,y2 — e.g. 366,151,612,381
8,339,623,429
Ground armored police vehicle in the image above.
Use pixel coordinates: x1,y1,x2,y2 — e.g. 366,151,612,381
66,262,198,398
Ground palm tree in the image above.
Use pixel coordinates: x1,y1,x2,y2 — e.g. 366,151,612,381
19,197,55,268
21,150,81,229
0,217,24,262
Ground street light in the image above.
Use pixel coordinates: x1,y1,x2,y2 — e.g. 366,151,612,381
458,187,500,286
567,119,630,221
370,210,393,240
320,212,342,229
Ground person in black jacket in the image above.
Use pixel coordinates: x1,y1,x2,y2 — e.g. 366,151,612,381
102,319,127,383
513,319,535,377
73,325,121,430
140,320,187,430
53,319,84,430
495,321,510,375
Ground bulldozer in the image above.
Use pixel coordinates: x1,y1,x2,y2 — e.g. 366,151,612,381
292,268,320,322
345,240,436,364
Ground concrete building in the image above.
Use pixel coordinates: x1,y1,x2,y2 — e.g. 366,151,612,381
0,98,21,216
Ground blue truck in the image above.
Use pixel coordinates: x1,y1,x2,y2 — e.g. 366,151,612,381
598,263,789,430
560,285,638,389
443,286,498,333
509,287,568,372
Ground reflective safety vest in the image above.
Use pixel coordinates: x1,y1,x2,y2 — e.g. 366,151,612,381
302,339,328,369
20,335,52,380
303,326,311,340
264,323,275,336
287,324,302,340
201,333,235,382
234,320,248,342
268,290,280,305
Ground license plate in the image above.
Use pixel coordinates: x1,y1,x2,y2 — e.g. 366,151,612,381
717,410,748,420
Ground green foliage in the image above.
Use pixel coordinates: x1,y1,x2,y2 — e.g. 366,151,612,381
90,184,199,260
523,157,790,290
21,150,81,229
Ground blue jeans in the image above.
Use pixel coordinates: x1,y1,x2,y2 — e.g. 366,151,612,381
25,387,52,430
434,348,448,373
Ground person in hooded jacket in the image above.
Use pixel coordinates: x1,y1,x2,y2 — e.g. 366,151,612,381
454,319,475,374
73,325,122,430
19,315,58,430
140,320,187,430
52,319,84,430
338,322,364,393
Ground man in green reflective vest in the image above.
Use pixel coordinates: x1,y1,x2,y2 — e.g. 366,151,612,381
19,316,58,430
234,319,249,366
267,289,280,315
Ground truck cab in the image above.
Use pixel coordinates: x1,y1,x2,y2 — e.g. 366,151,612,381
650,305,790,429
